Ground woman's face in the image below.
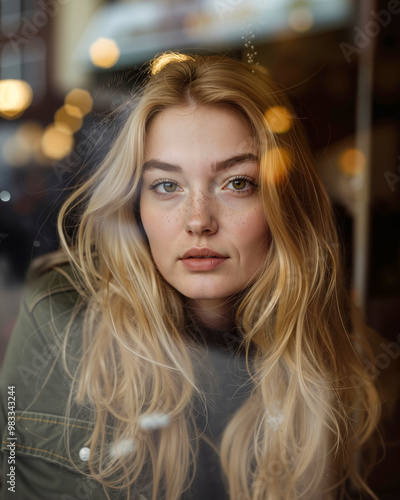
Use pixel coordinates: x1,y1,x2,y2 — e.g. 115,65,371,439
140,104,268,315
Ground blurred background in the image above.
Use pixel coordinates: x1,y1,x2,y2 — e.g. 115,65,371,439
0,0,399,362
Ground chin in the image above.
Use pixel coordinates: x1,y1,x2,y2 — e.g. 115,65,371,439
176,285,239,302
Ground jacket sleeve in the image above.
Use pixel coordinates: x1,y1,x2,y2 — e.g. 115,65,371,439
0,268,110,500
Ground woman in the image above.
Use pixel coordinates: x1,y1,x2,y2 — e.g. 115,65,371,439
0,52,398,500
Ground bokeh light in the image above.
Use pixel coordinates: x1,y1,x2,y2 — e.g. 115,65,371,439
289,7,314,33
2,122,43,167
264,106,292,134
0,190,11,202
65,88,93,118
2,136,31,167
17,121,43,149
338,148,366,176
89,37,120,69
0,80,33,119
183,12,212,37
263,147,292,185
41,124,74,160
55,105,83,133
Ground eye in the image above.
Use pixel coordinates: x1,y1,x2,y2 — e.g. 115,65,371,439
224,176,257,193
148,179,182,196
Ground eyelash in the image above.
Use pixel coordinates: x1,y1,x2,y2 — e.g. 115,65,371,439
147,175,258,197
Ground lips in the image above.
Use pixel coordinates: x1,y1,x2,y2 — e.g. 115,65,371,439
181,247,227,259
180,247,228,271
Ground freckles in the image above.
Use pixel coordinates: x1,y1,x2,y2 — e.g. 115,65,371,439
236,210,268,241
175,204,187,225
228,207,263,229
145,203,185,232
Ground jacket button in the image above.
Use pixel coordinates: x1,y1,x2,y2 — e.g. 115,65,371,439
79,447,90,461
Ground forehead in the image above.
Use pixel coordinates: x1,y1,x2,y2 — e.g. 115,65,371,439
144,104,256,163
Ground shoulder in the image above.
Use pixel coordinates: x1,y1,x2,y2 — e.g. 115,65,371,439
16,262,86,351
25,262,83,317
0,263,85,411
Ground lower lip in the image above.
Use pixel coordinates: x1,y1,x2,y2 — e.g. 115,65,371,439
180,258,228,271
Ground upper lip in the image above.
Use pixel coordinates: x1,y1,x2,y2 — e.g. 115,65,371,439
181,247,228,259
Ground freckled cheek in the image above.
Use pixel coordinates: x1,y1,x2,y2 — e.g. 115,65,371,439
233,210,269,257
140,204,183,249
145,215,178,240
227,206,268,235
141,218,177,272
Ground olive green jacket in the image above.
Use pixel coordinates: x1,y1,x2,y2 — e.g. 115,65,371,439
0,268,109,499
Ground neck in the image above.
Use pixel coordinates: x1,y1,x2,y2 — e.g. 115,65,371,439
186,298,235,330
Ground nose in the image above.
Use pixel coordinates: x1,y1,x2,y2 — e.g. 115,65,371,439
184,191,218,236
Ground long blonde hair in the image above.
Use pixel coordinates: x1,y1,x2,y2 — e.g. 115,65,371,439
56,52,382,499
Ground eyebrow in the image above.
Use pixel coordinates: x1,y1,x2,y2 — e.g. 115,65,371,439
142,153,258,174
